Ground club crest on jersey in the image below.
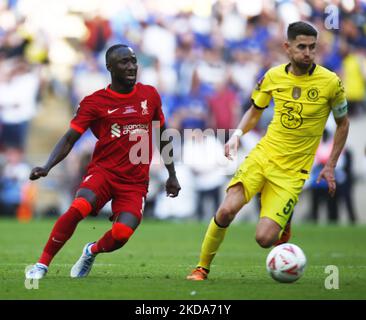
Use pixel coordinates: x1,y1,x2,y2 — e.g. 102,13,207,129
306,87,319,102
141,100,149,115
292,87,301,100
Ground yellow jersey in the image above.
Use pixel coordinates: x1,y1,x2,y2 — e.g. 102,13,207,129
251,63,347,177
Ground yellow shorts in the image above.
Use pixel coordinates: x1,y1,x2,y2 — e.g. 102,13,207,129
227,146,305,229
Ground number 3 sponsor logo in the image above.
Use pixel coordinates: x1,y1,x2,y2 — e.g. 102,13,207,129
281,102,303,129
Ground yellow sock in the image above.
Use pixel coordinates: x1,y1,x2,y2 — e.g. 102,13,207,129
197,217,228,271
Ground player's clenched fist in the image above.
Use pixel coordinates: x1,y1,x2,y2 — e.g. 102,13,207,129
29,167,49,180
165,175,181,197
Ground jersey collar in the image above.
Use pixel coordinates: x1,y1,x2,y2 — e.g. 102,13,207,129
106,84,137,98
285,63,316,76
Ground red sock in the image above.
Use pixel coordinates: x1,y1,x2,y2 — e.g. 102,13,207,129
38,207,84,266
90,230,126,254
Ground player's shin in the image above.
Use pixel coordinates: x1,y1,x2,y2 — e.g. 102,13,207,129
90,223,134,254
197,217,228,271
38,199,92,266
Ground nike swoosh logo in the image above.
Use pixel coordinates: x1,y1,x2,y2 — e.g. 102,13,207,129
52,237,63,244
108,108,119,114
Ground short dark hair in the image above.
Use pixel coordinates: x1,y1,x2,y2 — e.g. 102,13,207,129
105,44,129,64
287,21,317,40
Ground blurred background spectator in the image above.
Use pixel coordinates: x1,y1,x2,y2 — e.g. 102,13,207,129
0,146,34,220
307,128,340,223
307,127,358,224
336,146,358,224
182,129,227,220
0,0,365,224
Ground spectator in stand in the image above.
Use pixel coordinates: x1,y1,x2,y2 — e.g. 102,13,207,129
0,57,40,151
0,147,31,217
335,147,358,224
84,13,112,55
308,129,339,223
208,78,241,142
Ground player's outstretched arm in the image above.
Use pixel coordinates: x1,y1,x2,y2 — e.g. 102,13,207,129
225,104,263,160
316,115,349,196
29,128,82,180
158,123,181,198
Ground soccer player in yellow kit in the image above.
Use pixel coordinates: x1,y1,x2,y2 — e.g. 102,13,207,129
187,21,350,280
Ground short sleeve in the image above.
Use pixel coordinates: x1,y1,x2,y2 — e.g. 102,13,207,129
70,98,97,134
151,87,165,127
251,73,272,109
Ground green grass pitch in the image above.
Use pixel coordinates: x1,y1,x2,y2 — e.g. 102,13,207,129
0,218,365,300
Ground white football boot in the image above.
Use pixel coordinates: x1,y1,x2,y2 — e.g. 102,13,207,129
70,242,96,278
25,263,48,280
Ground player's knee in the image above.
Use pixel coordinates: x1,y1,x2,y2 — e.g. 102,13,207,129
255,233,274,248
70,197,93,218
111,223,134,242
217,206,236,224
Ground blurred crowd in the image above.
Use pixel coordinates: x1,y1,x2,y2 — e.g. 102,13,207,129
0,0,365,223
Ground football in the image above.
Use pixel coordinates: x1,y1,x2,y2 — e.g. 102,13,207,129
266,243,307,283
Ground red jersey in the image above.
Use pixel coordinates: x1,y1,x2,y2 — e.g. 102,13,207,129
70,83,165,186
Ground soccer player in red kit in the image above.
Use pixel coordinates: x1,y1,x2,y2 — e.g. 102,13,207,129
26,45,181,279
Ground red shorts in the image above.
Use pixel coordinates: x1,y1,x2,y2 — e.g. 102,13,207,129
77,166,148,222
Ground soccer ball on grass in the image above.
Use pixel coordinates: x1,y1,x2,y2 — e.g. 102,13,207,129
266,243,306,283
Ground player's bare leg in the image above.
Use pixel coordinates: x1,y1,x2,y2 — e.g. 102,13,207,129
26,189,96,280
187,183,246,280
255,217,282,248
70,212,140,278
